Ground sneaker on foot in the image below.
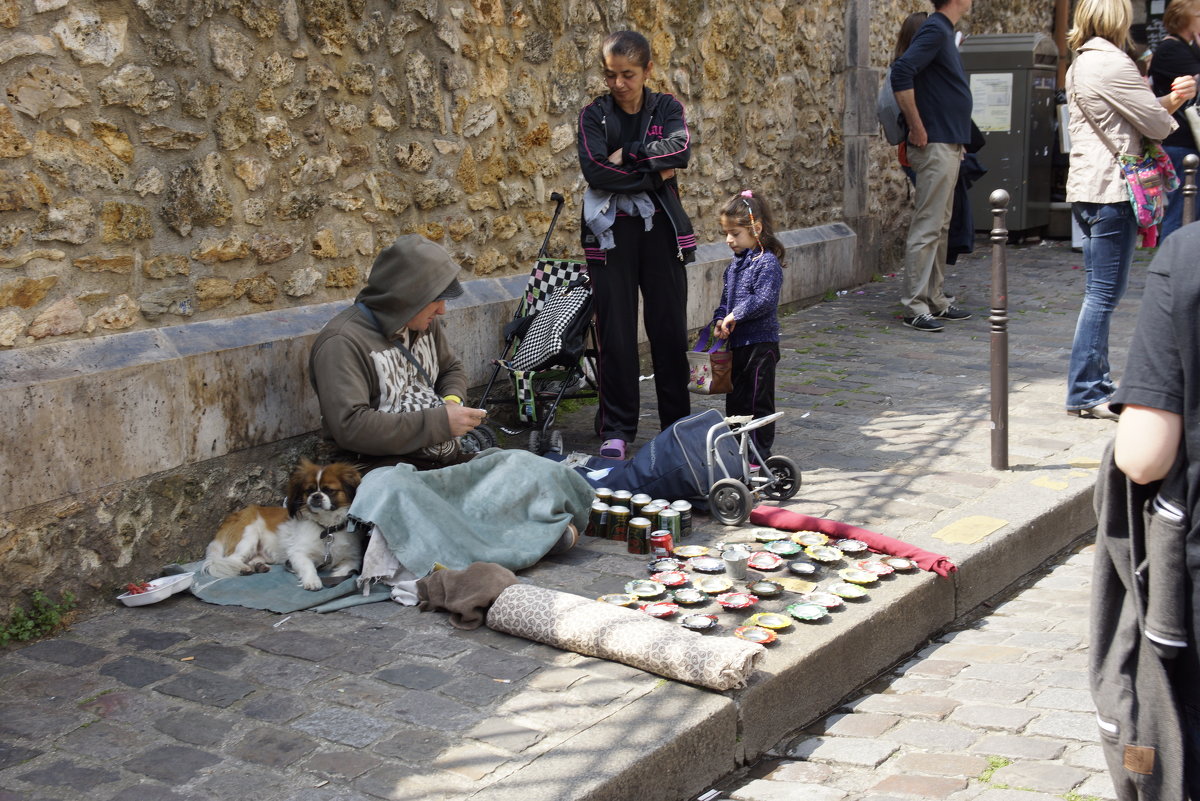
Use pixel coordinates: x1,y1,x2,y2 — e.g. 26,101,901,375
934,305,972,321
599,438,626,459
903,313,944,332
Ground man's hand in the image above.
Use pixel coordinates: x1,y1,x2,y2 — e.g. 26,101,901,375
447,404,486,437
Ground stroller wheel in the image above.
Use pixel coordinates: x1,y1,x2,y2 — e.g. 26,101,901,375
710,478,753,526
528,429,565,455
460,423,498,454
762,455,801,501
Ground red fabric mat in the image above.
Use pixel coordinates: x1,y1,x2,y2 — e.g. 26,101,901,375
749,507,957,578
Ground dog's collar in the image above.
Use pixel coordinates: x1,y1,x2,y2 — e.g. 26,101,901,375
320,521,349,539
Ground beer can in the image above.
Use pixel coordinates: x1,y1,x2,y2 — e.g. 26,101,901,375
608,505,631,542
630,493,652,517
585,501,610,538
612,489,633,507
627,516,652,555
656,508,682,540
642,501,665,521
649,530,675,559
594,487,613,504
650,498,670,509
670,500,693,540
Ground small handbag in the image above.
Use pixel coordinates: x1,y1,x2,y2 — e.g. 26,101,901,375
686,323,732,395
1076,97,1179,228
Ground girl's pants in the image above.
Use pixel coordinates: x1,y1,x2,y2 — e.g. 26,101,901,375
727,341,780,458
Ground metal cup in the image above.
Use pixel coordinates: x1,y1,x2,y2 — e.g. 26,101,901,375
723,546,750,580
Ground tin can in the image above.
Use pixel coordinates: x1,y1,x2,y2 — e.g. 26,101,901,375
612,489,633,507
594,487,613,504
627,516,652,555
608,505,631,542
642,502,665,522
669,500,693,539
585,501,610,538
651,498,670,510
649,530,675,559
630,493,652,517
656,508,682,540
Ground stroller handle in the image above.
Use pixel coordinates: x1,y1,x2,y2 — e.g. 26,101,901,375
538,192,568,260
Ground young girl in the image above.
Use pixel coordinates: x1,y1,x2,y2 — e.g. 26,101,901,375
711,190,785,458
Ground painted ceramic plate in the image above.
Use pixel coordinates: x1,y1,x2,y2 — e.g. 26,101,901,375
639,601,679,618
715,592,759,610
828,581,869,599
834,538,869,554
883,556,916,571
650,570,689,587
597,593,637,606
673,545,711,558
733,625,776,644
786,602,829,621
855,559,894,576
746,580,784,598
647,557,683,573
790,531,829,547
695,575,734,594
671,587,707,605
746,612,792,630
680,613,719,631
747,552,784,571
624,579,666,598
117,573,194,607
838,568,878,585
801,591,844,609
689,556,726,573
787,561,818,576
753,528,787,542
805,545,843,563
764,540,802,556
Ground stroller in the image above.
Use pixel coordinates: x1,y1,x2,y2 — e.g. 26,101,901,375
469,192,599,456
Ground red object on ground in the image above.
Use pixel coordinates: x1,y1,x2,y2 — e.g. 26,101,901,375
748,507,957,578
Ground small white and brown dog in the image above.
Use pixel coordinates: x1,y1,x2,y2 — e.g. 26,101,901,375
203,459,363,590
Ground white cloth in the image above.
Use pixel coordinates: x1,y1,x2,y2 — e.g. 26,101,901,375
358,525,419,605
583,187,656,250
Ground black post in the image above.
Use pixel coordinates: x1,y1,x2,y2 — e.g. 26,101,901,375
1183,153,1199,227
989,189,1010,471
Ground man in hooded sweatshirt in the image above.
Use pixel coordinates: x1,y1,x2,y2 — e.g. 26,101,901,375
310,235,486,471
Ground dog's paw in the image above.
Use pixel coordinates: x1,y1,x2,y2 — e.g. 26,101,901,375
253,564,271,574
300,577,323,591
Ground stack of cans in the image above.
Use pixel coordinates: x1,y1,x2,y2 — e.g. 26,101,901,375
585,489,694,549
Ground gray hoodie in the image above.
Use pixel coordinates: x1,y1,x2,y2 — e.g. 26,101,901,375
309,236,468,459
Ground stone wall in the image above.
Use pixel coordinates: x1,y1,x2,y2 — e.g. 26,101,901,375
0,0,1050,351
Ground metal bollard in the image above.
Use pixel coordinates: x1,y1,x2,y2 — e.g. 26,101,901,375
989,189,1010,471
1183,153,1199,227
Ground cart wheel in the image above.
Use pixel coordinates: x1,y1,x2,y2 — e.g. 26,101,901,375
546,429,564,455
528,430,545,454
460,423,497,454
762,455,801,501
710,478,753,526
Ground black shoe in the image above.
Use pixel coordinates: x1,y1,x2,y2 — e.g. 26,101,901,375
935,305,972,321
903,313,945,332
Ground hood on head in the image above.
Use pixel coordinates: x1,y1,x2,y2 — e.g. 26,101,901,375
355,235,464,336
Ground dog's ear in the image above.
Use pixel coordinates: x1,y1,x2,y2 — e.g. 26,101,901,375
337,463,363,495
285,463,312,516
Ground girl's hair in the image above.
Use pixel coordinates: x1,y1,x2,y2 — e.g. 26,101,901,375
1163,0,1200,36
720,191,786,264
894,12,929,61
1066,0,1132,51
601,30,652,68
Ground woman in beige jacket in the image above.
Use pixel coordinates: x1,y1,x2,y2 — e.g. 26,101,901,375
1064,0,1194,419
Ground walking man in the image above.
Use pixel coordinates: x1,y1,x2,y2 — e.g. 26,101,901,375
891,0,975,332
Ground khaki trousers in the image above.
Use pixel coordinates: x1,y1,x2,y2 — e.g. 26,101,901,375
902,142,962,317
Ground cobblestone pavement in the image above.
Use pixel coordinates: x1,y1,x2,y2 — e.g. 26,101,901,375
707,539,1109,801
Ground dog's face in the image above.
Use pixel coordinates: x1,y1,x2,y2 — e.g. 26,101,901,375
285,459,362,520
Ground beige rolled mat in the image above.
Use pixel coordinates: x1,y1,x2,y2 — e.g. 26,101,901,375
486,584,765,691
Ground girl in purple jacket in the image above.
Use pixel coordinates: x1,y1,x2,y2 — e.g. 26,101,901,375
712,190,786,458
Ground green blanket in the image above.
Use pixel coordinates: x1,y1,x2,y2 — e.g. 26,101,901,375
185,561,392,613
350,449,594,577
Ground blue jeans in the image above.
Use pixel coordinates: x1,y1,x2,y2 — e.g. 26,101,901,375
1162,144,1198,242
1066,202,1136,410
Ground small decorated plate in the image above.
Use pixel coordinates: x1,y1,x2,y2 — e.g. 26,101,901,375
834,538,869,554
787,560,818,576
746,612,792,630
597,593,638,606
647,557,683,573
786,602,829,621
805,545,844,563
673,545,711,558
883,556,917,571
715,592,759,610
764,540,802,556
640,601,679,618
801,591,844,609
733,625,776,644
747,552,784,571
746,580,784,598
689,556,726,573
855,559,894,576
624,579,666,598
828,581,869,599
695,575,734,594
671,587,707,605
753,528,787,542
790,531,829,547
117,573,194,607
838,568,878,585
681,613,719,631
650,570,689,587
